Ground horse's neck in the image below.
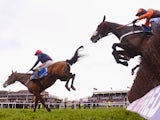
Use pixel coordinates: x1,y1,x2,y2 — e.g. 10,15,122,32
108,22,140,40
17,73,31,85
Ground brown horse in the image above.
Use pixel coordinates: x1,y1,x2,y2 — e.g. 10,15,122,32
3,45,84,112
128,31,160,103
90,15,151,66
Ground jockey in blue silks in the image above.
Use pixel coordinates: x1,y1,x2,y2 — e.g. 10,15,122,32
30,50,53,80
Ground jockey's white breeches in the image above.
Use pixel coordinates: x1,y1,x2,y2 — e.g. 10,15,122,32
36,60,53,70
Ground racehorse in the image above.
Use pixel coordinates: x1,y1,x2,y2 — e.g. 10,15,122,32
3,45,84,112
128,32,160,103
90,15,151,66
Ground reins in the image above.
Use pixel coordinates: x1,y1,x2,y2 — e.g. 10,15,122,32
115,22,133,30
24,71,32,85
109,22,133,34
103,22,133,37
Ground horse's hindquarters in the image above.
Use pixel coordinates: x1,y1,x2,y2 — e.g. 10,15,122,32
48,61,70,76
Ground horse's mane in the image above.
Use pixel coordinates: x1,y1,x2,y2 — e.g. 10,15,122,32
15,72,31,76
128,33,160,103
106,21,142,32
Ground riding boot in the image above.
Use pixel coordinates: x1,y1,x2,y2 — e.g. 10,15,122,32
33,69,39,79
30,69,39,80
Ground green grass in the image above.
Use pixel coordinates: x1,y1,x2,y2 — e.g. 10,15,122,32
0,108,145,120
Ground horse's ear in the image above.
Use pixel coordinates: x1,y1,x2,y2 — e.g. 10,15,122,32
103,15,106,22
12,70,13,73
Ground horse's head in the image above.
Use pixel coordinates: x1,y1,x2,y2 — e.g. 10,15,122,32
91,15,111,43
3,71,18,88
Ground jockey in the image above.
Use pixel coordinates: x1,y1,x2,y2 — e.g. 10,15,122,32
30,50,53,79
132,8,160,34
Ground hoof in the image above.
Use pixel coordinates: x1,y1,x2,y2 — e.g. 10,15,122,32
121,62,128,66
66,88,70,91
71,85,76,91
65,85,70,91
47,108,51,112
131,70,134,75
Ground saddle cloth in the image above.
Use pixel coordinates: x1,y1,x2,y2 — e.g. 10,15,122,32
38,67,48,78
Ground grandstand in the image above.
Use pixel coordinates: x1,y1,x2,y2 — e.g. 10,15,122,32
87,90,130,108
0,90,130,109
0,90,62,108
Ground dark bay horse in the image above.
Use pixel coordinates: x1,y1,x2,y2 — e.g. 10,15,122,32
90,15,151,66
3,45,84,112
128,33,160,103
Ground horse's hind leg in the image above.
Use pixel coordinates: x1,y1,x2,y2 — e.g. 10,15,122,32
65,80,70,91
70,73,76,90
65,73,76,91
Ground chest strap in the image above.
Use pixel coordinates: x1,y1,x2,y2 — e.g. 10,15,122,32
120,30,143,41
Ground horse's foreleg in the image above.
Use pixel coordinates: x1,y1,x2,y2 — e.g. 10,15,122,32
131,64,140,75
117,50,130,60
112,43,119,51
112,43,128,66
70,74,76,91
33,96,38,112
36,94,51,112
113,43,136,59
112,50,128,66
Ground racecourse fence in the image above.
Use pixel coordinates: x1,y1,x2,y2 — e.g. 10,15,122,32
0,101,130,109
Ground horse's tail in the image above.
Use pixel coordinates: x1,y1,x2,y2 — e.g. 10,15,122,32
66,45,84,65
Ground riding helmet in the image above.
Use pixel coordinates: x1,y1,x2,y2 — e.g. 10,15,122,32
35,50,42,55
136,8,147,16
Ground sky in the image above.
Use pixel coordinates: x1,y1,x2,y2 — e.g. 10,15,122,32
0,0,159,100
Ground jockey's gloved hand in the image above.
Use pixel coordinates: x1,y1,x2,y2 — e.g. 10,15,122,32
132,19,138,24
